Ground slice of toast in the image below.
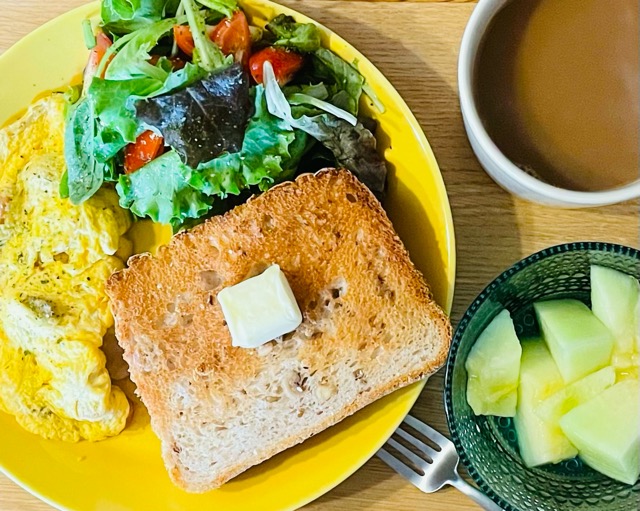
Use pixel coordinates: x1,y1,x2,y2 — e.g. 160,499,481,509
106,168,451,492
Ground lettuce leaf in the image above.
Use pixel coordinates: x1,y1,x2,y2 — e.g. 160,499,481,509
312,48,364,116
64,97,107,204
240,86,308,190
116,85,307,228
183,0,229,71
263,61,386,195
301,114,386,195
67,22,226,207
116,150,212,226
266,14,321,53
90,76,161,146
101,0,181,34
191,85,308,196
68,60,207,203
105,18,178,80
195,0,238,18
156,61,209,93
135,63,251,168
283,82,329,100
87,61,207,161
190,152,244,196
288,92,357,125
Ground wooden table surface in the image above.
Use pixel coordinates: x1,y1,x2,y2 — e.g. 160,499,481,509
1,0,638,510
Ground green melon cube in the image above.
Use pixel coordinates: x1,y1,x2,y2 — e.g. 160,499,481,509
636,297,640,352
465,309,522,416
534,299,614,383
560,379,640,485
612,351,639,381
514,341,578,467
486,392,518,417
591,265,640,355
536,366,615,423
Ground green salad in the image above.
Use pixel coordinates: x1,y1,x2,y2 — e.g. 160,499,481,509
63,0,387,229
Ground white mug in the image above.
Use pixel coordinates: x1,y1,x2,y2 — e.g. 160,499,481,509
458,0,640,207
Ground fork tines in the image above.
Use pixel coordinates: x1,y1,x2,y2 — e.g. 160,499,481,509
376,414,455,491
379,416,442,468
403,415,450,447
377,438,426,488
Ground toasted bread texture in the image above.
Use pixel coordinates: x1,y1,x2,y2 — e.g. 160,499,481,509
107,169,451,492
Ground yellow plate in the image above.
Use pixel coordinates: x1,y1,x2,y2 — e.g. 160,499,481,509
0,2,455,510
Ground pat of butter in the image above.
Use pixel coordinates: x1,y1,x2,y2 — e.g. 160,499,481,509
217,265,303,348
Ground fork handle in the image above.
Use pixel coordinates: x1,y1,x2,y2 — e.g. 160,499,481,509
449,474,503,511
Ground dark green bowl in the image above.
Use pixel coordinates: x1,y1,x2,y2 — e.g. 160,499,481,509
444,242,640,511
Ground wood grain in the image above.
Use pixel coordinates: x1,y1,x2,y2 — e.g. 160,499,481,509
0,1,638,510
331,0,476,2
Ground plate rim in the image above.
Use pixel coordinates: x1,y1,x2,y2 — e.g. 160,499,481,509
0,2,456,509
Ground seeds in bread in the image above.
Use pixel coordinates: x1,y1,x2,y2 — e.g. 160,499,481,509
106,168,452,492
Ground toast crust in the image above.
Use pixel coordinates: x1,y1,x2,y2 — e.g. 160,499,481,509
107,168,451,492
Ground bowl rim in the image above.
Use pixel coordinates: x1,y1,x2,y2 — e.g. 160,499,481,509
444,241,640,510
458,0,640,206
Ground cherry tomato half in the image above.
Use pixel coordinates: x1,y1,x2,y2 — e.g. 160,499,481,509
173,12,251,66
84,31,113,84
210,11,251,66
173,25,195,56
124,131,165,174
249,47,304,86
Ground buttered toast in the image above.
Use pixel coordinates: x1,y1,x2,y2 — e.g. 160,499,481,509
106,168,451,492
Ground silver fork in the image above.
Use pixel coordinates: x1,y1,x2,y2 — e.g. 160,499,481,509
376,415,503,511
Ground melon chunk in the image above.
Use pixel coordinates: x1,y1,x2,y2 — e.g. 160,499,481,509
514,341,578,467
483,392,518,417
636,297,640,352
534,299,614,383
612,351,639,381
465,309,522,416
560,379,640,485
591,265,640,355
536,366,615,423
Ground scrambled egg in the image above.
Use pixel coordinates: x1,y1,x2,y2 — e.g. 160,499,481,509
0,94,132,442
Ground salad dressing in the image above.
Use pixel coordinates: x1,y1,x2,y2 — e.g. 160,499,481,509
475,0,639,191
